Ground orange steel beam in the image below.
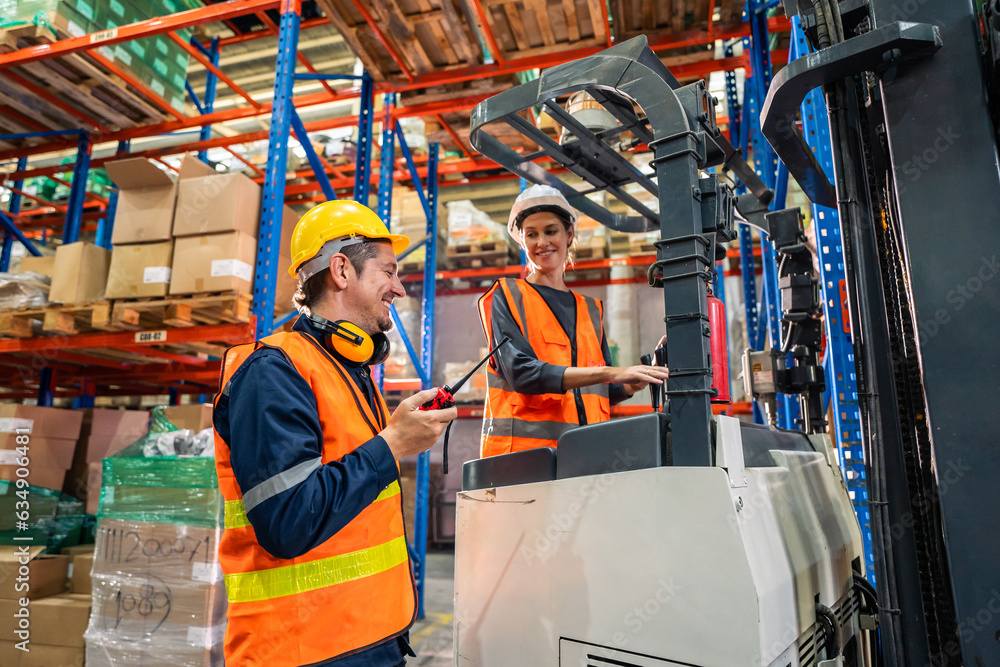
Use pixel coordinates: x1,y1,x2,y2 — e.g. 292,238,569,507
118,346,208,365
435,113,472,158
0,71,111,133
346,0,414,82
0,88,356,162
0,0,281,69
152,156,179,172
87,50,186,121
215,16,330,46
168,31,262,109
4,186,66,212
0,321,255,353
602,0,612,46
47,176,108,204
467,0,505,65
707,0,718,35
224,146,265,176
1,106,49,132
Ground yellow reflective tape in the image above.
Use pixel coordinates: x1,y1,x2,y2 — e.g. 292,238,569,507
224,480,400,530
225,499,252,529
224,535,409,604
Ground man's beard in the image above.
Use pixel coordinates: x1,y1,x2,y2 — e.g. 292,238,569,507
376,313,394,334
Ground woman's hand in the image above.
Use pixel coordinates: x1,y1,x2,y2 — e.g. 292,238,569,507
608,365,670,396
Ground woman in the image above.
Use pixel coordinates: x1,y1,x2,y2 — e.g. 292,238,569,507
478,185,669,458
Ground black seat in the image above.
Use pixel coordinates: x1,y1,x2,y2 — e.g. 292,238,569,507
462,447,558,491
556,412,671,479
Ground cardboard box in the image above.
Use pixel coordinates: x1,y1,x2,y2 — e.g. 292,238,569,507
0,593,91,646
0,547,69,599
63,408,150,502
174,171,262,237
105,241,174,298
160,404,213,433
0,465,66,492
0,405,83,440
0,434,77,470
48,242,112,304
105,156,215,245
0,641,84,667
70,552,93,596
169,231,257,295
16,255,56,277
86,519,227,666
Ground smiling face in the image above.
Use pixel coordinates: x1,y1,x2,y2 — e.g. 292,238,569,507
520,211,574,276
342,241,406,335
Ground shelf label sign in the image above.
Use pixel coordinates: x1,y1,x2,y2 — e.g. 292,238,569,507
90,28,118,44
135,330,168,343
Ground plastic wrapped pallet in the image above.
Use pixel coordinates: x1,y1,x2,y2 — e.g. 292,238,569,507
85,450,225,666
0,481,85,552
0,271,49,309
445,200,508,247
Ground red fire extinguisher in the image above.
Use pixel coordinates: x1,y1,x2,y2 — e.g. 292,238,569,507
707,289,732,404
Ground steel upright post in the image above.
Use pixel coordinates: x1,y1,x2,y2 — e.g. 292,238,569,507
0,157,27,271
62,133,91,245
198,37,220,163
37,367,54,407
353,72,374,205
253,0,300,338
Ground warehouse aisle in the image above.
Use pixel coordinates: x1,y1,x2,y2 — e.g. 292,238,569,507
409,551,457,666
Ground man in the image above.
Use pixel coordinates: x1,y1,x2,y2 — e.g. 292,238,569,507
213,200,457,667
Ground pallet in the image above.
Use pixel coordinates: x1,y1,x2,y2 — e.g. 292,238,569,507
0,301,115,338
465,0,609,62
609,0,746,43
109,292,253,331
445,240,520,269
0,14,172,139
398,260,426,275
574,238,608,261
313,0,484,81
0,291,251,339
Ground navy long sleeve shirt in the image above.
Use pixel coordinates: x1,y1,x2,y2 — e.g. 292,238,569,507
490,281,628,404
214,316,411,667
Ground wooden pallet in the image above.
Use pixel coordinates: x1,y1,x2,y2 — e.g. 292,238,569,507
0,15,172,138
0,291,251,339
109,292,253,331
0,301,115,338
445,240,519,269
609,0,746,43
574,238,608,261
465,0,609,62
313,0,484,81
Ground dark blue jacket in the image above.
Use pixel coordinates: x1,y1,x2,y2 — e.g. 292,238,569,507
214,315,412,666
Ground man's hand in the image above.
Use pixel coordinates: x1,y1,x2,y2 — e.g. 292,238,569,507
381,388,458,460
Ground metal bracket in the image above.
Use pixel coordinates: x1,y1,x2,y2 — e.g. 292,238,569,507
761,21,942,208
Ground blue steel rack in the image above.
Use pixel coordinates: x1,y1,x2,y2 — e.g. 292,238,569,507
787,16,872,579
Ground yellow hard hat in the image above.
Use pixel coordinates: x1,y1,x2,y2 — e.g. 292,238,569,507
288,200,409,278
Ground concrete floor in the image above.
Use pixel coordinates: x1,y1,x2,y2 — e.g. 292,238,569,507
408,550,457,666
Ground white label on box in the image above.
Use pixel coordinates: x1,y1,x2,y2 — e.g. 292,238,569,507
0,418,33,433
191,561,223,584
135,330,168,343
211,259,253,282
0,450,21,465
90,28,118,43
187,623,226,649
143,266,172,284
449,211,474,229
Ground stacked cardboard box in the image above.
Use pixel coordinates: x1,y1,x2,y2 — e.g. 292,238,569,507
391,188,445,268
86,454,225,666
0,405,84,491
445,199,511,248
159,404,214,432
103,155,298,312
62,408,149,510
48,241,112,305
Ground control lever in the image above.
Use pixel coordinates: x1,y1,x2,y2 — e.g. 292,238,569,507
641,353,659,412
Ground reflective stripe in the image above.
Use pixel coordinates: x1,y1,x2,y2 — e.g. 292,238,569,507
224,535,409,604
503,278,528,332
242,457,323,513
584,296,603,342
486,371,515,392
487,418,577,441
580,383,609,398
225,480,401,530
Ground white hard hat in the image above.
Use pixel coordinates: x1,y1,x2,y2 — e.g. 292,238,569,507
507,184,578,242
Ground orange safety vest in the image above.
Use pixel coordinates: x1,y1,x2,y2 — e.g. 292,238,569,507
213,331,416,667
478,277,610,457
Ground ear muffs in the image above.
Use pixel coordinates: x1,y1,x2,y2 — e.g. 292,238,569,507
308,315,390,367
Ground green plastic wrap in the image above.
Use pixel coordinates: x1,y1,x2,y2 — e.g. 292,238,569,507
0,481,85,553
98,456,222,527
149,405,180,433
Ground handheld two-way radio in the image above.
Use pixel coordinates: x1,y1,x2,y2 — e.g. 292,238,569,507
418,336,511,473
